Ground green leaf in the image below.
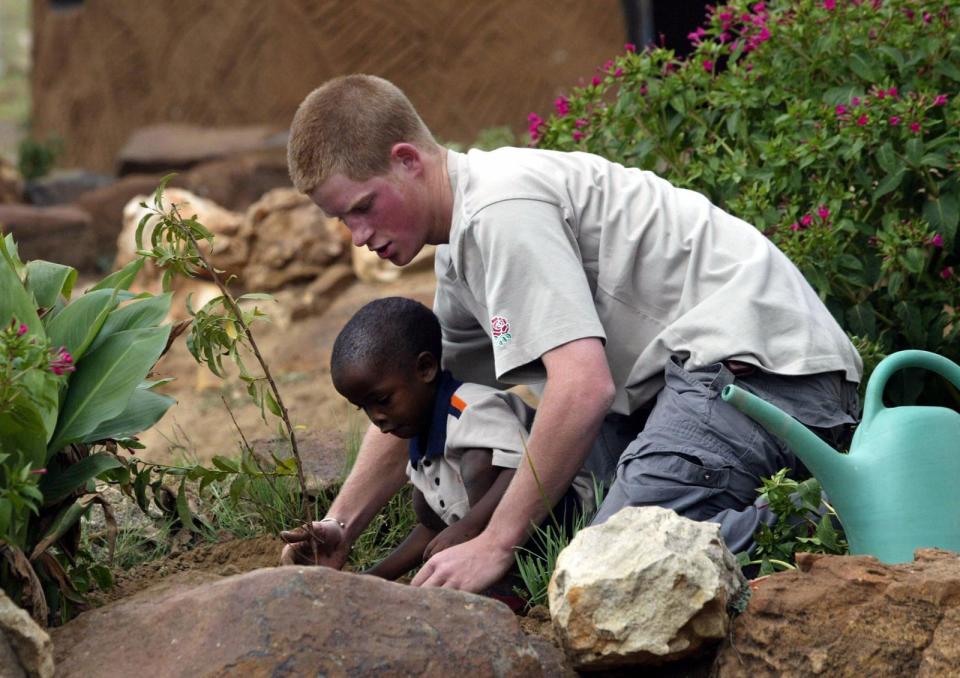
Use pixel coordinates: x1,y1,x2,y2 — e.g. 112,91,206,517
24,261,77,309
920,153,951,169
87,258,144,292
934,60,960,82
45,289,120,363
923,194,959,248
264,389,282,417
846,302,877,338
873,169,905,201
87,293,172,353
0,236,44,339
47,325,171,455
905,138,924,166
0,394,47,468
849,50,883,82
133,469,150,512
38,453,122,505
176,477,199,532
80,383,175,444
212,456,239,473
876,143,898,175
29,495,98,558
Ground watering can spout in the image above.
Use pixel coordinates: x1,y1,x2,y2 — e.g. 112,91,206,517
721,384,845,482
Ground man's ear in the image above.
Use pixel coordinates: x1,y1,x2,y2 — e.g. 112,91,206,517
415,351,440,383
391,143,423,173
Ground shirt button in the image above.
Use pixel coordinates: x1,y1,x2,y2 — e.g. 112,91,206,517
435,478,440,486
439,500,445,508
704,473,711,480
450,514,459,522
423,460,431,467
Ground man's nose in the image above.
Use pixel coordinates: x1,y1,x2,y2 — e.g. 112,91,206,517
345,219,373,247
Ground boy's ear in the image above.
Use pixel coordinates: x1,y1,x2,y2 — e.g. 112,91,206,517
415,351,439,383
391,143,422,172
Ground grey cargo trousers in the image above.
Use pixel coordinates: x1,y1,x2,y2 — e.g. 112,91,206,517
586,356,859,555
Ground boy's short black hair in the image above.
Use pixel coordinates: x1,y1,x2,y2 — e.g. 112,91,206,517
331,297,442,382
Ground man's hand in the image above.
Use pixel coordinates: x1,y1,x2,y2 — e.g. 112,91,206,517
279,520,349,568
410,534,515,592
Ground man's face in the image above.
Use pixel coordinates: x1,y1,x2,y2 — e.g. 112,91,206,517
334,357,437,439
310,164,427,267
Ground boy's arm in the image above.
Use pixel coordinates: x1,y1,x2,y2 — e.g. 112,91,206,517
280,423,408,566
411,337,614,590
422,466,515,561
364,522,438,580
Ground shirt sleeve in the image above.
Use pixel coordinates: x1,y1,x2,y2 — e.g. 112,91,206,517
460,198,607,383
445,390,535,470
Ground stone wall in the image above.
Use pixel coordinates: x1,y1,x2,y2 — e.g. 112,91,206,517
31,0,625,172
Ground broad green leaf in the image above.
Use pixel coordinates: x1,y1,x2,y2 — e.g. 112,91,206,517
133,469,150,512
0,394,47,468
849,51,883,82
25,261,77,309
920,153,951,170
87,258,144,292
38,453,122,505
934,60,960,82
45,289,119,362
846,302,877,338
0,237,44,338
923,194,959,249
905,138,924,166
87,293,172,353
47,325,171,455
81,383,175,443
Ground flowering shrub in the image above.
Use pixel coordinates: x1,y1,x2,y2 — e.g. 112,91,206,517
0,235,173,622
534,0,959,403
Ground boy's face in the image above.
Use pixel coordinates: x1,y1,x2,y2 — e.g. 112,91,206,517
334,353,438,439
311,156,430,268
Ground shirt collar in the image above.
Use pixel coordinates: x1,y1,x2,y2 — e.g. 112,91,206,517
408,370,463,468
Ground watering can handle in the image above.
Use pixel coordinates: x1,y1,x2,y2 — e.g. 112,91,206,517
862,350,960,426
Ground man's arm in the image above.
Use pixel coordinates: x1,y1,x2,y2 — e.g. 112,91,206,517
410,337,615,590
280,423,408,566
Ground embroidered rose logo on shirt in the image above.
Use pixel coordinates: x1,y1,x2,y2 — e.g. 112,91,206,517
491,315,512,347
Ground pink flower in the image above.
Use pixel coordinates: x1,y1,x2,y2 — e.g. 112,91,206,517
934,94,949,106
17,323,27,336
817,205,830,220
887,87,898,98
790,222,801,231
823,0,836,9
800,214,813,227
604,60,615,73
572,130,585,141
942,267,955,280
835,104,848,116
752,2,766,13
923,12,933,23
851,96,862,106
910,121,922,133
575,118,589,129
49,347,76,376
625,43,636,53
930,233,944,248
856,114,869,126
591,76,602,86
554,96,570,116
688,27,707,44
889,115,901,126
614,67,624,77
703,60,714,73
30,468,47,475
875,89,886,100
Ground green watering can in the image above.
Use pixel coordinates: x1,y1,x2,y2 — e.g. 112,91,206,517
721,350,960,564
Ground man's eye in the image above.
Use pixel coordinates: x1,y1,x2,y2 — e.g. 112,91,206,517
353,200,373,214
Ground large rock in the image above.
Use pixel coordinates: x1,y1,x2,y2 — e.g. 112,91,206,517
117,124,286,175
239,188,350,291
0,588,54,678
52,566,549,677
24,170,114,207
0,204,96,270
549,506,746,670
181,149,293,213
714,549,960,676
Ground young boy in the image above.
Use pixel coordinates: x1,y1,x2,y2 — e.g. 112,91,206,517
316,296,587,581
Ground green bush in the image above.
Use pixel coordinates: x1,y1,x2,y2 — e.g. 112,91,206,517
534,0,959,404
0,237,174,622
17,136,62,181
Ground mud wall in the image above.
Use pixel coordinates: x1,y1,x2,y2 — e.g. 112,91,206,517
31,0,625,173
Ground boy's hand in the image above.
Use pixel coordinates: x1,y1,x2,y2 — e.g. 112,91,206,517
422,520,480,561
279,520,349,568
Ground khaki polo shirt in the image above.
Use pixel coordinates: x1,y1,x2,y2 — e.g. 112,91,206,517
407,382,534,525
435,148,863,415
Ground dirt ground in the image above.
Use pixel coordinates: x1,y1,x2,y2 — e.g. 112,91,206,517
136,266,438,466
